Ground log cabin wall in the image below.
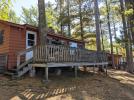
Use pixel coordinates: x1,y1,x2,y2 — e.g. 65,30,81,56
8,26,40,69
0,22,10,69
0,22,10,54
8,26,26,69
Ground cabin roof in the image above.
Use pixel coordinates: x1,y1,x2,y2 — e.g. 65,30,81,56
0,20,84,43
0,20,24,28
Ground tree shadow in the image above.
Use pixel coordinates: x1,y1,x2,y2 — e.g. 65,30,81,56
2,70,134,100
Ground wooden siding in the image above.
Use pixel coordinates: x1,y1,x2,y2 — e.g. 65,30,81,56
0,23,10,54
8,26,40,69
0,23,10,69
8,26,26,69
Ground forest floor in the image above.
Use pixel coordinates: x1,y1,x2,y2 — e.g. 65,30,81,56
0,68,134,100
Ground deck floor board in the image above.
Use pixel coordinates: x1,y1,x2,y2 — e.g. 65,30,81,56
29,62,108,68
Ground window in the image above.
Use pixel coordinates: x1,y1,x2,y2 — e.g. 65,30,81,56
0,30,4,44
27,33,35,46
61,40,66,45
28,34,35,40
47,37,52,44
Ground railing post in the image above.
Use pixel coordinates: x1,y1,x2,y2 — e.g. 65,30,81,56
16,47,34,69
17,55,21,68
45,66,49,81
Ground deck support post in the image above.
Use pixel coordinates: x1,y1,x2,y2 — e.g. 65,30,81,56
74,66,78,78
105,64,108,75
45,66,49,81
29,66,35,77
93,64,95,73
84,66,87,71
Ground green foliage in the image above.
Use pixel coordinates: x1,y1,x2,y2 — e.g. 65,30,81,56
21,3,59,31
9,9,21,23
56,0,94,36
125,8,133,16
0,0,12,20
0,0,19,22
46,2,60,31
0,0,132,56
21,6,38,26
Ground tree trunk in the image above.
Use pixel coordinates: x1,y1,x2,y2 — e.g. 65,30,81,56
67,0,71,37
113,19,118,55
94,0,101,51
127,16,133,72
105,0,115,68
94,0,104,72
60,0,63,34
124,0,133,73
100,21,105,51
79,0,84,41
38,0,47,45
119,0,133,72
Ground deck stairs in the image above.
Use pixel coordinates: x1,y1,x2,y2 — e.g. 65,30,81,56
4,47,34,78
4,58,33,79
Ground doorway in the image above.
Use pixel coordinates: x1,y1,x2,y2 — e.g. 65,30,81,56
26,31,37,60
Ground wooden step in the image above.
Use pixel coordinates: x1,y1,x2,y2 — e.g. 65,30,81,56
4,71,15,76
8,69,17,72
17,58,33,70
17,66,32,77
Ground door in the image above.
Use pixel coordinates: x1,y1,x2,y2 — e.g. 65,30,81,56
70,42,77,48
26,31,37,60
69,42,77,55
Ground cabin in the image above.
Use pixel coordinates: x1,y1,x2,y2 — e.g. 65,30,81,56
107,53,122,67
0,20,108,80
0,20,84,71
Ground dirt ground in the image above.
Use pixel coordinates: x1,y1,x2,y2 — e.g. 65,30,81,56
0,69,134,100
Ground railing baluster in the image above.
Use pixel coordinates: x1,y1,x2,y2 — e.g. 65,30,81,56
64,46,66,62
32,44,108,64
57,46,59,62
46,45,48,62
52,45,54,62
39,46,41,62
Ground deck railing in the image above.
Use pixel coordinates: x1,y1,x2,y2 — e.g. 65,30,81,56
33,45,108,63
16,47,34,70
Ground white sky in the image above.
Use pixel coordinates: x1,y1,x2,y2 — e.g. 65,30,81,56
11,0,55,16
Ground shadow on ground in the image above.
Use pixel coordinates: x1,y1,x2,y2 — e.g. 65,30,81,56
0,69,134,100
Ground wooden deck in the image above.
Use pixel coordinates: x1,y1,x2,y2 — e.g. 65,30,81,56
27,45,108,80
16,44,108,79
